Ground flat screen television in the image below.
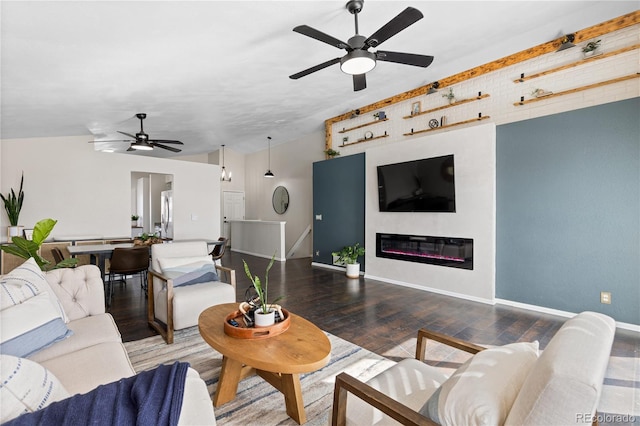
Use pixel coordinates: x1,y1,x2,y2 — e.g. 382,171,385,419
377,154,456,212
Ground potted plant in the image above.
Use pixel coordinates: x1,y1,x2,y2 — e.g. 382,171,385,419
243,253,283,327
332,243,365,278
131,214,140,226
324,148,340,158
1,173,25,239
442,87,456,104
0,218,77,270
582,39,601,57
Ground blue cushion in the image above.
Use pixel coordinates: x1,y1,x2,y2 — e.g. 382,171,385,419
163,262,219,287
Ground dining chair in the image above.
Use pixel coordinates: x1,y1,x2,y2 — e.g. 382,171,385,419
51,247,65,264
209,237,228,265
107,246,150,305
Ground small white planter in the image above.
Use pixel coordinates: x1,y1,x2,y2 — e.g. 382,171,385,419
346,263,360,278
254,308,275,327
7,225,24,240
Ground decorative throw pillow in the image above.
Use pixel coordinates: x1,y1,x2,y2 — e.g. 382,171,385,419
0,292,73,357
419,341,539,426
0,257,68,323
158,257,219,287
0,354,70,423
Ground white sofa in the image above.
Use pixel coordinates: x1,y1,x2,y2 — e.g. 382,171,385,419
1,261,216,424
333,311,616,425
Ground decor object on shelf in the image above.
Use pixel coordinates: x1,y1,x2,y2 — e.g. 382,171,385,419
557,33,576,51
0,218,77,270
411,101,421,115
133,232,163,246
220,144,232,182
429,119,439,129
582,39,601,57
131,215,140,226
530,88,553,98
289,1,433,91
364,131,373,140
242,254,283,327
264,136,274,178
1,172,25,239
442,87,456,104
332,243,365,278
373,111,386,120
325,148,341,158
427,81,440,94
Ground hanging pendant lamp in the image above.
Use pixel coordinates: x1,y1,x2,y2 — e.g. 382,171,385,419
264,137,274,178
220,144,232,182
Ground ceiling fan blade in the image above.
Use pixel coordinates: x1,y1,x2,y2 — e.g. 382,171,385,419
364,7,423,48
289,57,341,79
151,142,182,153
149,139,184,145
376,50,434,68
353,73,366,91
88,140,132,143
293,25,351,50
118,131,138,139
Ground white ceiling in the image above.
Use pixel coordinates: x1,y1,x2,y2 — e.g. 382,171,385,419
1,1,636,157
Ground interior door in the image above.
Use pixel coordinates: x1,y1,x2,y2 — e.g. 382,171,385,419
222,191,245,246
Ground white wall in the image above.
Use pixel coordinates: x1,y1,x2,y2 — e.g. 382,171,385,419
365,123,496,303
244,131,325,258
1,135,221,242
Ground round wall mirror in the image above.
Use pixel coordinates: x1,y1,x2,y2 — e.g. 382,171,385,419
272,186,289,214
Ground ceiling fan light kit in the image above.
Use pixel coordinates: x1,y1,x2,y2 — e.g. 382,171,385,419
289,0,433,91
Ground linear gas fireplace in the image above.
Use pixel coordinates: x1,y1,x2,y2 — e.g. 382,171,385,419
376,233,473,270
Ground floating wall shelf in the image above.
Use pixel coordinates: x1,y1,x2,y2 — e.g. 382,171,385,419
337,118,389,133
514,73,639,106
514,44,639,83
340,134,389,147
403,115,490,136
403,93,490,119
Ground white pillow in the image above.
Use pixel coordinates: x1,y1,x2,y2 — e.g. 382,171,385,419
0,257,68,323
420,341,539,426
0,354,70,423
0,292,73,358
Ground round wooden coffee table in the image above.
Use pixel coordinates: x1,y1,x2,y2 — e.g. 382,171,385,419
198,303,331,424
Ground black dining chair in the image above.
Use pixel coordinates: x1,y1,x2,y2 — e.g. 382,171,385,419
51,247,65,264
209,237,228,263
107,246,150,305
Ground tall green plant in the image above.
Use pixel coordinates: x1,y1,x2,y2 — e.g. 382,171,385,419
243,253,283,314
1,173,24,226
1,218,77,270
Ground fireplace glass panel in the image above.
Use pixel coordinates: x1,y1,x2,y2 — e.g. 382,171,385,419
376,233,473,270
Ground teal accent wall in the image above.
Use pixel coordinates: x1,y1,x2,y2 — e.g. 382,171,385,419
312,153,365,269
496,98,639,324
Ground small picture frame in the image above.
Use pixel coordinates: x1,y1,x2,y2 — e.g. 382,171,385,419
411,101,421,115
23,228,34,240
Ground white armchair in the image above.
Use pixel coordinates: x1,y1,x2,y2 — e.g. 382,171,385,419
148,241,236,344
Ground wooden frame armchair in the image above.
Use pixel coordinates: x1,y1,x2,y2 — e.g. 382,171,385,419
147,241,237,344
331,329,484,426
332,311,616,426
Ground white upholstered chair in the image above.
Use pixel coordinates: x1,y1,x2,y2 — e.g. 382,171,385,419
148,241,236,344
331,311,615,426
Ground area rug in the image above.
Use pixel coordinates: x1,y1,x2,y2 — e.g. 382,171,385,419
124,327,395,425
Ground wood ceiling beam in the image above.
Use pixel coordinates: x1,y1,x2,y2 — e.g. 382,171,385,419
324,10,640,150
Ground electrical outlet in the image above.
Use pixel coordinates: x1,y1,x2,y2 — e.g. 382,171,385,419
600,291,611,304
315,250,320,257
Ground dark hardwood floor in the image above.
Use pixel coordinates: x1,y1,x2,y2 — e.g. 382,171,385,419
108,250,639,364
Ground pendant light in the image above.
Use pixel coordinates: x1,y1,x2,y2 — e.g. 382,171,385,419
264,136,274,178
220,144,232,182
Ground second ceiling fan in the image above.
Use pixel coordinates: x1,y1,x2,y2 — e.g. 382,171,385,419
289,0,434,91
93,113,184,153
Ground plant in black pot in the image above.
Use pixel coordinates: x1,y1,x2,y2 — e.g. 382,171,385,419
332,243,365,278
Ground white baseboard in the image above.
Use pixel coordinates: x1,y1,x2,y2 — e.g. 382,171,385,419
496,298,640,333
364,273,495,305
311,262,363,276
